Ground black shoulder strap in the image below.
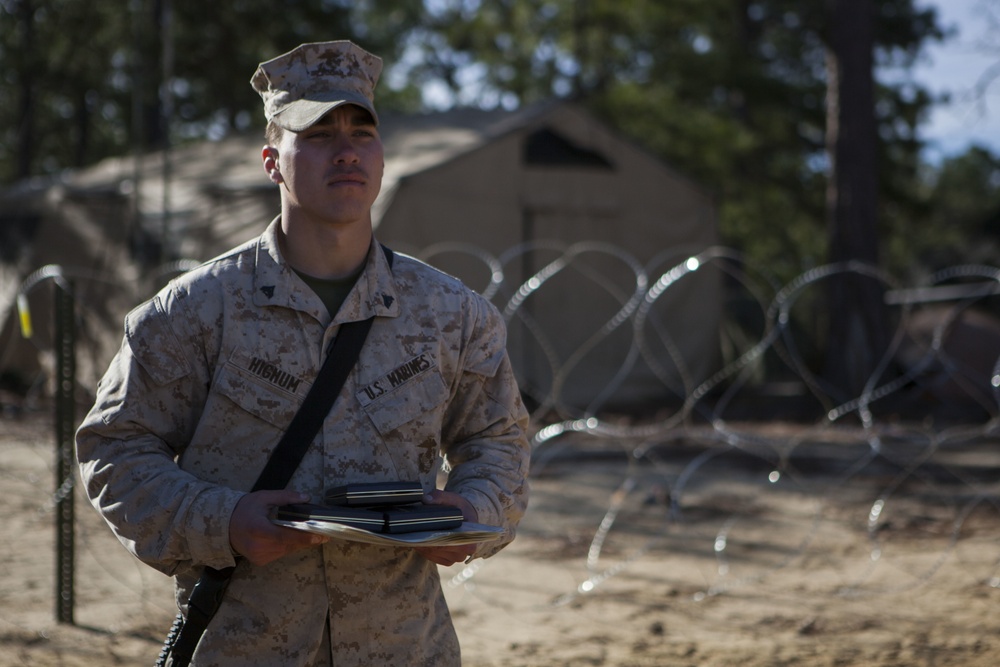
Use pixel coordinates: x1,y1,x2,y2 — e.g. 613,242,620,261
252,317,372,490
247,244,396,492
158,244,394,667
256,243,394,491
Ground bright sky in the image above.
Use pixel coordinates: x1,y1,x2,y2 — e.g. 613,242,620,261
908,0,1000,160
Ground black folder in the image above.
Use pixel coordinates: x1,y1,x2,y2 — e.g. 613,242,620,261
324,481,424,507
382,505,465,534
273,503,386,532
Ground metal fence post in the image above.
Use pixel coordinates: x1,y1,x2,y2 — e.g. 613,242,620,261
54,279,76,625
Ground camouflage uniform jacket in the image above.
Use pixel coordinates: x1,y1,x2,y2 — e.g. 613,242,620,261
76,219,531,666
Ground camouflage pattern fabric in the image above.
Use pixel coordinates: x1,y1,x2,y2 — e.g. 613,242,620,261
252,40,383,130
76,219,531,666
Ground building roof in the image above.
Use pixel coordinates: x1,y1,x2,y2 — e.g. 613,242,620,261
373,104,555,223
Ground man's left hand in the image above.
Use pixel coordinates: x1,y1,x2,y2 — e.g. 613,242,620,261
414,489,478,567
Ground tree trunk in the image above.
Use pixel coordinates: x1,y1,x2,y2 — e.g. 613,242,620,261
16,0,36,180
132,0,167,151
824,0,888,402
73,89,90,169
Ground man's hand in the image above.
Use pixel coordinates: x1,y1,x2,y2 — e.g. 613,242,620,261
229,490,329,566
415,489,479,567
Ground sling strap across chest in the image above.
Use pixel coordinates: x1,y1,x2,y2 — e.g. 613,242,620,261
157,245,394,667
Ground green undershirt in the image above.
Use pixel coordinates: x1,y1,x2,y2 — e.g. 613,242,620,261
295,268,363,319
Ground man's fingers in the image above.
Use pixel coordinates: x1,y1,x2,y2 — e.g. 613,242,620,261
415,543,477,566
253,489,312,507
230,489,326,565
422,489,478,523
238,521,329,566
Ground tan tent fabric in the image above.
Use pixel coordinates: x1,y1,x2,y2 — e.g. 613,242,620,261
375,103,720,411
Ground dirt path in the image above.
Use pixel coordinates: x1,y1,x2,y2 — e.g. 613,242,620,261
3,412,999,666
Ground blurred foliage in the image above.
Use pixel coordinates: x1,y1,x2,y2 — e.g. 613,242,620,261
887,145,1000,274
0,0,427,177
1,0,998,285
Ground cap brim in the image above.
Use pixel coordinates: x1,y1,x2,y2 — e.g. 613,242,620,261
270,91,378,131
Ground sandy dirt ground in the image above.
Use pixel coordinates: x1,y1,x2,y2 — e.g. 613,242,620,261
2,410,1000,666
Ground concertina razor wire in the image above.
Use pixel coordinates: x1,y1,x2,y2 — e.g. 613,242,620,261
5,242,1000,611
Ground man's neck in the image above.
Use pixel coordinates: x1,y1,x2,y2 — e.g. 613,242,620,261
278,216,373,280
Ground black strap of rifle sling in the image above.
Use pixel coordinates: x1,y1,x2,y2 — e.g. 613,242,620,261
161,245,394,667
255,244,392,492
251,314,375,492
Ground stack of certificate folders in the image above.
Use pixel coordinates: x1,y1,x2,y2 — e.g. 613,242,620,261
274,481,465,534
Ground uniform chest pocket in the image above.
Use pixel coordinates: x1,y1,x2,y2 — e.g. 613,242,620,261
213,348,308,429
360,369,450,435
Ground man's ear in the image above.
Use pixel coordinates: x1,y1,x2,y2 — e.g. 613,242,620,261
262,146,282,184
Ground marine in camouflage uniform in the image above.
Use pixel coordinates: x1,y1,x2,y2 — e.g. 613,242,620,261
76,41,530,666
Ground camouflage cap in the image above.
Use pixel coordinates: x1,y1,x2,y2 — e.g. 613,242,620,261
251,41,383,131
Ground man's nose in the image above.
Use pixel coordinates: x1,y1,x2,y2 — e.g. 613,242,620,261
330,133,360,163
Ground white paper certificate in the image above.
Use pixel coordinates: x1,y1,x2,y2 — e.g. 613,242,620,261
273,519,504,546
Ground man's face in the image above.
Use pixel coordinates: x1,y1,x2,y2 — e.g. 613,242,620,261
271,105,384,228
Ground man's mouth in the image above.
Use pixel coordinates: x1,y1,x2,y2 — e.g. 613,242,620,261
328,172,366,186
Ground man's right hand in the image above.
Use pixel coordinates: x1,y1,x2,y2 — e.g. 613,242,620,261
229,490,329,566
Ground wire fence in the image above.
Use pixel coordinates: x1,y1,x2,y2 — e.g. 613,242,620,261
2,243,1000,663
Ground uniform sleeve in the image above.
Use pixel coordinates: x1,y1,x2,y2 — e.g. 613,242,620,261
439,294,530,559
75,291,244,575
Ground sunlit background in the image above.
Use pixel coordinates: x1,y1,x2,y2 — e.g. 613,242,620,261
911,0,1000,157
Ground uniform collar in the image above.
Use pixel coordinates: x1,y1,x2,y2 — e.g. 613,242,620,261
252,217,399,323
